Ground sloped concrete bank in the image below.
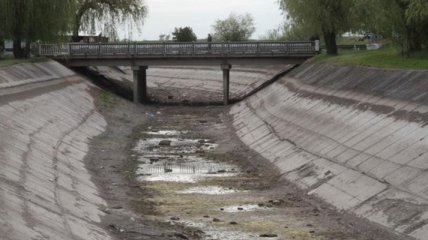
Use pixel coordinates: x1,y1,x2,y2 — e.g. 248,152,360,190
0,61,112,239
231,63,428,239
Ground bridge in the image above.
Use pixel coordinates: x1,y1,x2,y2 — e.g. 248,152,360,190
35,41,318,104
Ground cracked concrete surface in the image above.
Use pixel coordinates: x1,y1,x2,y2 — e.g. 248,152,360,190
0,61,111,240
231,63,428,239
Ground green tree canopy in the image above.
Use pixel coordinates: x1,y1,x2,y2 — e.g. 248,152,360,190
279,0,355,55
0,0,147,57
73,0,147,40
359,0,428,53
262,23,311,41
172,27,197,42
212,13,255,42
406,0,428,23
0,0,74,58
159,34,171,41
279,0,428,54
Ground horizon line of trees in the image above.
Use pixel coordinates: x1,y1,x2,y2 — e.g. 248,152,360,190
0,0,146,58
276,0,428,55
1,0,427,58
160,13,256,43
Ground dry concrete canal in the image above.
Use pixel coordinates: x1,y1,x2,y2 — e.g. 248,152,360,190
0,61,426,240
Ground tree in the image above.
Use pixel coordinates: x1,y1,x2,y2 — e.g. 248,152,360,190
212,13,255,42
0,36,4,58
262,23,312,41
0,0,73,58
0,6,5,57
72,0,147,39
351,0,428,54
388,0,427,52
405,0,428,52
171,27,197,42
279,0,354,55
159,34,171,41
406,0,428,24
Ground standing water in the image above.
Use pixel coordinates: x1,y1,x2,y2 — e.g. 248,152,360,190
132,129,282,239
134,131,239,183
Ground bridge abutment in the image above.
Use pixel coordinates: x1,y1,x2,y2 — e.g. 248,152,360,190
132,66,148,104
221,63,232,105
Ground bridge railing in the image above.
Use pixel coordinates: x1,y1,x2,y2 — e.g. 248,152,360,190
38,43,70,56
36,41,317,57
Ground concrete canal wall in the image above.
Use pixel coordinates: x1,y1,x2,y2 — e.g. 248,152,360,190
231,63,428,239
0,61,111,240
3,59,427,239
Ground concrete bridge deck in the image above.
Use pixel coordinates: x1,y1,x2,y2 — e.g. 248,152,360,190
36,41,316,63
35,41,317,105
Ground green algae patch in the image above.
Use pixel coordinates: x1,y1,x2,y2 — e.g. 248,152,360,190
98,89,120,107
149,190,250,216
0,57,48,68
287,229,322,240
239,220,278,233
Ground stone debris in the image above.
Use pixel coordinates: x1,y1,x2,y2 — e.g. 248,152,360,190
260,233,278,238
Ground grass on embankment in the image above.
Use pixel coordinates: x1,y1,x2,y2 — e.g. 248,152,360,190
0,55,48,68
312,47,428,70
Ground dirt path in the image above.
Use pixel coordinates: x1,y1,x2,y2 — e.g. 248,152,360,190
83,85,409,240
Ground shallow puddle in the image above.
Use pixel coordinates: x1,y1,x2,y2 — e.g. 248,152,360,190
133,133,237,183
136,154,238,183
144,130,186,136
220,204,271,213
134,137,217,154
204,230,278,240
173,219,279,240
133,130,281,240
178,186,238,195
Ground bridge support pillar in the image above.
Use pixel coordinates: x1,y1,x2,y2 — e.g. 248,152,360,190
221,64,232,105
132,66,148,104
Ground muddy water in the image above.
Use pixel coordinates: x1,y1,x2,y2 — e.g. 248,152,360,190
131,127,328,240
178,186,238,195
133,130,282,239
134,133,237,183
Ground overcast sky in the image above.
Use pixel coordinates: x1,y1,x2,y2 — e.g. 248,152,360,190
120,0,285,40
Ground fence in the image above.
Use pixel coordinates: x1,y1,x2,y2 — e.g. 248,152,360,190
36,41,317,58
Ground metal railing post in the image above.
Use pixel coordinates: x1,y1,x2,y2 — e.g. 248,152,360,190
192,42,195,55
38,44,42,56
315,40,320,53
